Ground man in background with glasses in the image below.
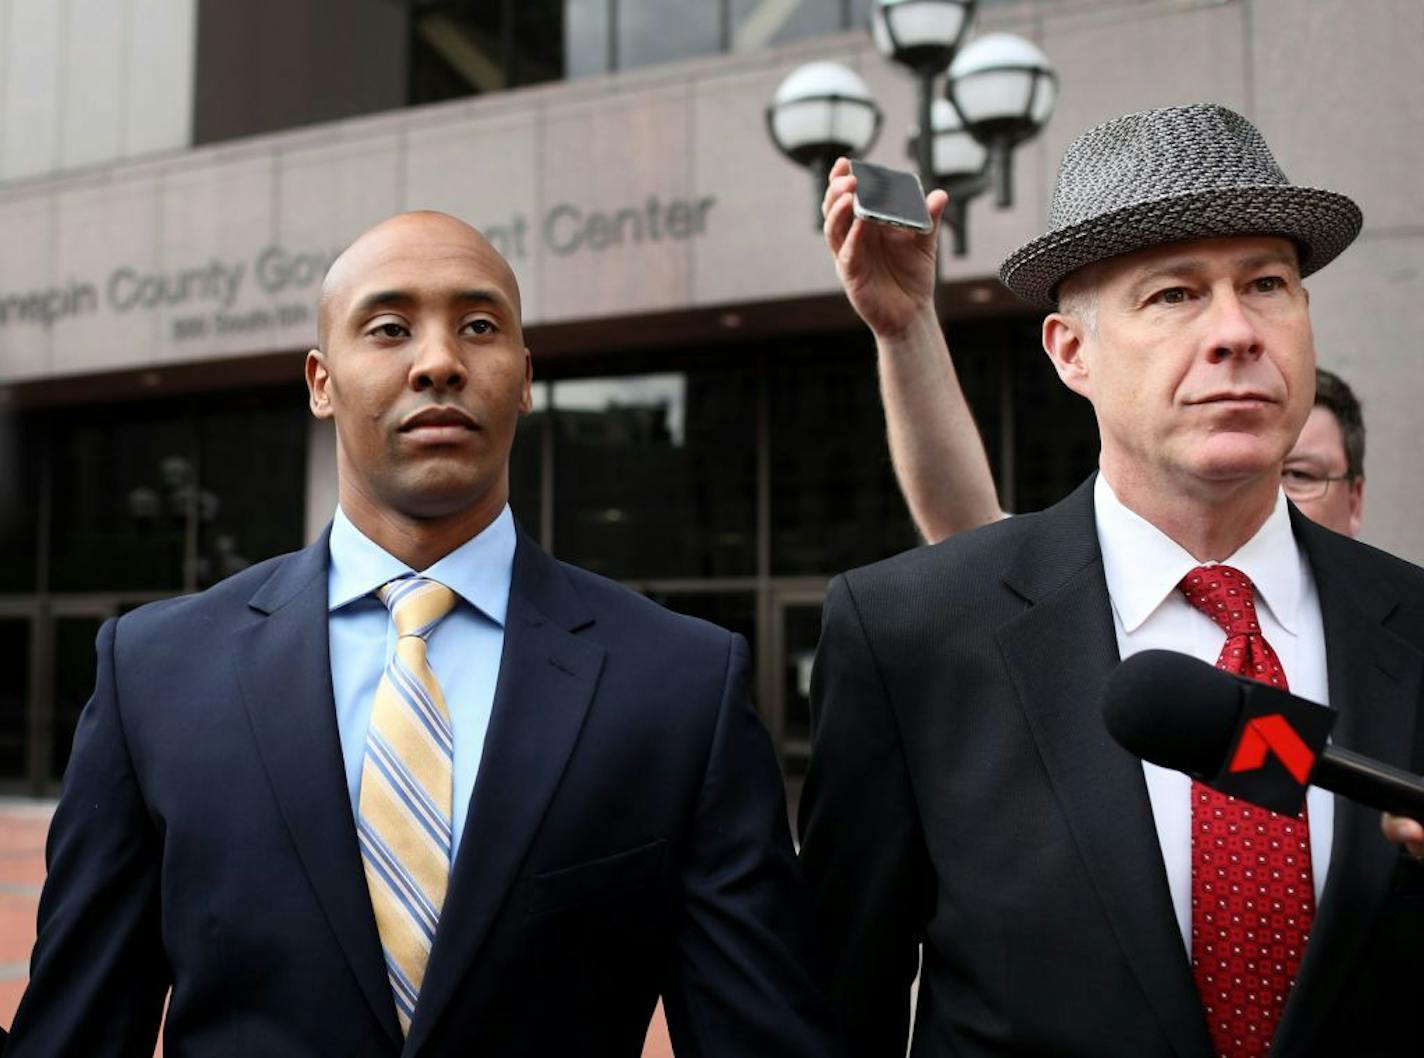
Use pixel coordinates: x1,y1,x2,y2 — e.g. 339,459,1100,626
1281,367,1365,538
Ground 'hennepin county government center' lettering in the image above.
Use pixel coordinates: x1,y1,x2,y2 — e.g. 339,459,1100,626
0,193,717,339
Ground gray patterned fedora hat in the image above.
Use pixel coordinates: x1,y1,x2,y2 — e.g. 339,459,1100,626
999,103,1363,308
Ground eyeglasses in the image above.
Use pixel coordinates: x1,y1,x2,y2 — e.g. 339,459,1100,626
1281,466,1353,501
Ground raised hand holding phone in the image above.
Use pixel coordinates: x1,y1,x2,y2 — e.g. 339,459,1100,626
822,156,946,340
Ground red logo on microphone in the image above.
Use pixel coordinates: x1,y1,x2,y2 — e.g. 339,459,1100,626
1228,714,1316,784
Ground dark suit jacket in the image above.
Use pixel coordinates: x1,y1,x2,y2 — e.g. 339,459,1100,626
6,532,834,1057
799,476,1424,1058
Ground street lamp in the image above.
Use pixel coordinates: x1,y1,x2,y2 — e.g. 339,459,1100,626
870,0,976,194
911,99,989,257
767,4,1054,259
766,62,883,227
946,33,1057,208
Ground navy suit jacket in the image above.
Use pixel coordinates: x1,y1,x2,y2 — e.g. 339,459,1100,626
6,531,834,1057
800,477,1424,1058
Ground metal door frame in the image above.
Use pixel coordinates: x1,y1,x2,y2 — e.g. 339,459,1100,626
762,581,826,783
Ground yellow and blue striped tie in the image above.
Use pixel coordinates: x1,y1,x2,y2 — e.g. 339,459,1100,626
358,575,458,1036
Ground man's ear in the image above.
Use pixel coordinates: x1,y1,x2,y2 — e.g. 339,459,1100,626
306,349,334,420
1042,313,1092,399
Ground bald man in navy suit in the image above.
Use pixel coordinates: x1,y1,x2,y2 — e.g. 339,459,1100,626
6,212,834,1057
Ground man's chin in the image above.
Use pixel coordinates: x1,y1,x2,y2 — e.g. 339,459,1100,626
1181,432,1289,479
386,472,501,522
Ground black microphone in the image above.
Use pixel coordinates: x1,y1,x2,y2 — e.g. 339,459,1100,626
1103,649,1424,822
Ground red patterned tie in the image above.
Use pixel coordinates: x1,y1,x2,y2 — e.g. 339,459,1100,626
1177,565,1314,1058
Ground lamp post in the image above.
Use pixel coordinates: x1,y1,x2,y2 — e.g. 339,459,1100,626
870,0,976,201
767,3,1056,256
946,32,1057,208
912,99,989,257
766,62,883,228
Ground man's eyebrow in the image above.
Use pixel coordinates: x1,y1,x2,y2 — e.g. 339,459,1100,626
449,288,514,313
1123,258,1206,302
351,289,416,317
1235,250,1300,274
349,288,513,317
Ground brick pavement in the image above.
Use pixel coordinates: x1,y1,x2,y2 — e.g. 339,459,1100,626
0,800,673,1056
0,801,49,1038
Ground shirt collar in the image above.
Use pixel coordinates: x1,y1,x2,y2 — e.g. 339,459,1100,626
327,504,517,627
1094,474,1302,636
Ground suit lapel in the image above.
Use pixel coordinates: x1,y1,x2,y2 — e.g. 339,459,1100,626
1271,514,1423,1055
405,537,604,1056
231,534,403,1048
995,479,1214,1058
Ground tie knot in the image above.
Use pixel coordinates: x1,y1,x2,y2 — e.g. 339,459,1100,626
1177,564,1262,637
378,576,457,639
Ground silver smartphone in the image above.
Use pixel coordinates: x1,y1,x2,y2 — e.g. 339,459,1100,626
850,160,932,233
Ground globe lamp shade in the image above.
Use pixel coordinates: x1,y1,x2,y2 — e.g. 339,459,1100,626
870,0,977,74
767,61,883,167
947,32,1057,146
947,33,1056,206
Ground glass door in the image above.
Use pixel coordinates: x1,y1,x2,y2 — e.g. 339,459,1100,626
46,608,112,790
0,613,34,791
0,602,120,796
768,588,824,806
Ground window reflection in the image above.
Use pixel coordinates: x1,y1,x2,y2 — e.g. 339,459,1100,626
769,350,918,574
409,5,508,104
615,0,722,72
409,0,570,106
196,391,308,589
0,618,29,780
943,314,1098,515
779,602,822,779
565,0,612,78
1012,342,1099,513
731,0,842,51
646,590,756,655
51,616,101,781
50,408,191,592
510,382,548,538
0,411,39,593
552,370,756,579
512,0,568,86
412,0,882,92
46,391,308,593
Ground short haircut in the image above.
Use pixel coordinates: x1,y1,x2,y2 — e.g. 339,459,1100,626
1055,264,1101,334
1314,366,1365,480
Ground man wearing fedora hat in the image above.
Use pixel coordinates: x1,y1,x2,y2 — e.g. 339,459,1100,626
800,103,1424,1058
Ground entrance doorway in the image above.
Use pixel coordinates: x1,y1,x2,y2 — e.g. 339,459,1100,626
0,600,154,797
766,586,824,802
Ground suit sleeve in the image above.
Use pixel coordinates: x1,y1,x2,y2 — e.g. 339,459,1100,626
5,617,169,1056
658,633,840,1058
797,574,933,1058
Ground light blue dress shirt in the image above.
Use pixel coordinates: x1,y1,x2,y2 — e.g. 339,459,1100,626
327,504,515,855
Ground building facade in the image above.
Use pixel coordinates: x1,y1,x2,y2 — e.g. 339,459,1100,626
0,0,1419,795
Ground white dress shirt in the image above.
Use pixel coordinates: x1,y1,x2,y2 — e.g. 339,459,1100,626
1093,474,1333,953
